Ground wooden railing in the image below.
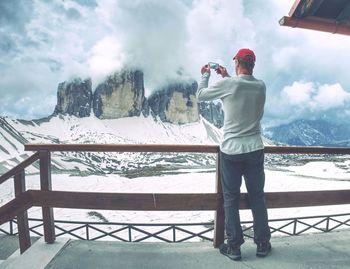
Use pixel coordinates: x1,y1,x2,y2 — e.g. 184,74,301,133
1,144,350,254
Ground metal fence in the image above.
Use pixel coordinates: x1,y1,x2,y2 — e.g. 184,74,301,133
1,213,349,242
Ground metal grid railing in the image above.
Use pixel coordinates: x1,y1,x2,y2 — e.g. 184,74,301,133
0,219,214,243
1,213,349,242
242,213,350,238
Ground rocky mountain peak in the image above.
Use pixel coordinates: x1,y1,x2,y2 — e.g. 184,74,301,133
54,78,92,117
148,80,199,124
93,69,148,119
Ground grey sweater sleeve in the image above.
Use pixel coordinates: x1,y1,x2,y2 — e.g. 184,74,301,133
196,73,232,102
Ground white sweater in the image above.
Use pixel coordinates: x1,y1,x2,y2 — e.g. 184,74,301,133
197,73,266,155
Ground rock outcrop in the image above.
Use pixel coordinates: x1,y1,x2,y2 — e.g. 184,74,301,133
52,70,224,127
148,80,199,124
54,78,92,117
198,102,224,128
93,70,148,119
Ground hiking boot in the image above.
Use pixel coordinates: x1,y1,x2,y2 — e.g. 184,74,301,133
219,243,242,261
256,242,272,257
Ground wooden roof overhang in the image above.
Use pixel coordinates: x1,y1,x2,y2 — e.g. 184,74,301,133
279,0,350,36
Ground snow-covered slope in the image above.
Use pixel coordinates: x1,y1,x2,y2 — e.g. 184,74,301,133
1,114,282,177
0,117,27,159
13,114,222,145
0,117,38,174
1,115,224,176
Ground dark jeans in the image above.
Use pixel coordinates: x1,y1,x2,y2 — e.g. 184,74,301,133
220,149,271,247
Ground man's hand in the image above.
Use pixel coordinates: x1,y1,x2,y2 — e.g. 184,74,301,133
201,64,210,75
216,65,230,78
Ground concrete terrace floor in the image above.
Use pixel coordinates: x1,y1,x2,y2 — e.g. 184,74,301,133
1,230,350,269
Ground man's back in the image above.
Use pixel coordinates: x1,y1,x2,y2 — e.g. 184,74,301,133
220,74,266,138
197,70,266,155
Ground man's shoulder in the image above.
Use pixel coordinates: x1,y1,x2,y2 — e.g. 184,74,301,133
214,76,235,87
247,76,266,88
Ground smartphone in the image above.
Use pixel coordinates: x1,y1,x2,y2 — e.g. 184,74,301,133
208,62,219,70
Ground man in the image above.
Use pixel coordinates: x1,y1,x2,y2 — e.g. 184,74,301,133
197,48,271,261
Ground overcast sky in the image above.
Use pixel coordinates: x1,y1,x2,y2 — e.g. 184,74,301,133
1,0,350,127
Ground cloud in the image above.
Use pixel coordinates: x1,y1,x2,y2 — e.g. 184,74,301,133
1,0,350,126
186,0,254,78
0,62,60,119
270,81,350,125
0,0,33,33
104,0,190,90
87,36,125,84
313,83,350,110
282,81,350,111
282,81,315,105
272,46,299,70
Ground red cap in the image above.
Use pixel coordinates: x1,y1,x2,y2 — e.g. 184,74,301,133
233,48,256,62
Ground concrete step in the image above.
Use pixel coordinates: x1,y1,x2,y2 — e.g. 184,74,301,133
0,235,40,261
0,237,69,269
0,235,21,261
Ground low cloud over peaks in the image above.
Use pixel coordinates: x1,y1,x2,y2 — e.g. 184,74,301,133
283,81,350,110
270,81,350,126
1,0,350,127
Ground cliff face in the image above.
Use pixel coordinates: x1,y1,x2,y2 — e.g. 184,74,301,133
54,78,92,117
198,102,224,128
93,70,148,119
148,81,199,124
53,70,224,127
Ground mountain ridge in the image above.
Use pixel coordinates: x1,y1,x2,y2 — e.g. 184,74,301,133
265,119,350,146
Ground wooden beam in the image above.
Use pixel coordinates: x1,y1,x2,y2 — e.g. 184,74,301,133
29,190,220,211
25,144,219,153
24,143,350,155
289,0,325,18
213,153,225,248
288,0,303,17
14,171,31,254
0,193,32,226
28,189,350,211
0,152,40,184
279,15,350,36
264,146,350,154
39,150,56,244
265,190,350,208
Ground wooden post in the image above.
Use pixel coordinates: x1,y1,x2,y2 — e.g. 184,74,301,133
14,170,31,253
39,150,56,243
213,153,225,248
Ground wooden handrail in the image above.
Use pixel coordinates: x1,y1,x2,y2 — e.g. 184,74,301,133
24,144,219,153
0,152,40,184
2,189,350,226
29,191,220,211
26,189,350,211
0,192,32,225
3,188,349,226
265,190,350,208
24,144,350,155
264,146,350,154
